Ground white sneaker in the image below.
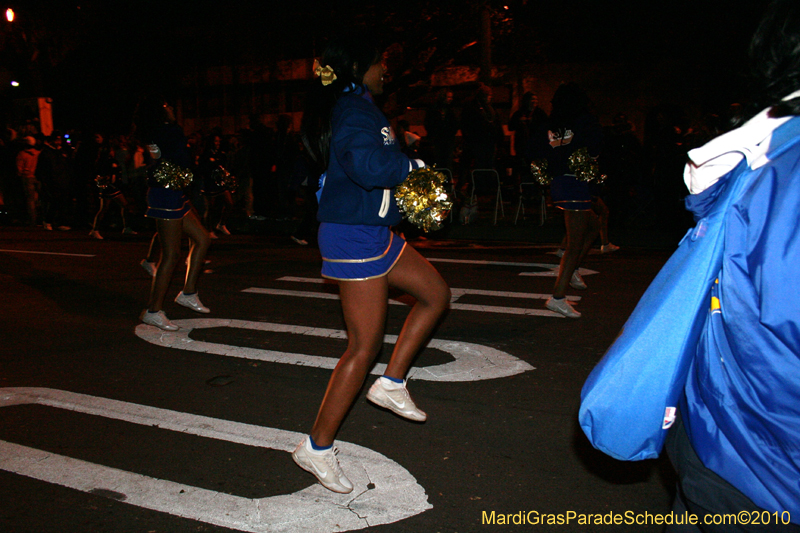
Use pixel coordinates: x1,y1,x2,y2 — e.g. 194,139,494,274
141,310,179,331
215,224,231,235
292,438,353,494
367,377,427,422
546,297,581,318
601,243,620,254
175,291,210,313
554,248,565,258
140,259,157,277
88,230,103,240
570,271,587,290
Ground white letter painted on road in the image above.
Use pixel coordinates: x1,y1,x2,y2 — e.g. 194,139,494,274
135,319,534,382
0,387,431,533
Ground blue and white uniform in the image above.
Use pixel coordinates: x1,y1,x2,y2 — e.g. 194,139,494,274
528,113,602,210
145,123,192,220
317,85,423,280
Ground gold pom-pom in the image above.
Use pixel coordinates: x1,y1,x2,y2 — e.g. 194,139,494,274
95,175,111,189
152,160,194,189
395,167,453,232
568,147,606,184
212,166,237,191
530,159,551,186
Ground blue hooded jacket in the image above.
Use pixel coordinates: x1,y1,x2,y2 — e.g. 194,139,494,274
682,116,800,521
317,86,422,226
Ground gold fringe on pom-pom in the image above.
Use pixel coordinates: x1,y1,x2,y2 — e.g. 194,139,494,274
212,166,237,191
95,175,111,189
530,159,551,186
152,160,194,189
568,147,606,184
395,167,453,232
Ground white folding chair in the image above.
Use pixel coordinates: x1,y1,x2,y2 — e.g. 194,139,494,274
515,181,547,226
470,168,504,225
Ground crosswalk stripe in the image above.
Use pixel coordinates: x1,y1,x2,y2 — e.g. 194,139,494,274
244,287,567,317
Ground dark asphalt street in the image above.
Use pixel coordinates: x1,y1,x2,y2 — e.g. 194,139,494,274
0,225,677,533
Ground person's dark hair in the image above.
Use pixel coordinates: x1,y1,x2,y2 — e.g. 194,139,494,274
301,35,381,174
548,82,591,130
203,133,221,153
749,0,800,117
134,94,172,144
435,88,452,106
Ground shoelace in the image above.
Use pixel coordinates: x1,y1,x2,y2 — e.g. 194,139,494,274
389,384,417,409
323,447,345,478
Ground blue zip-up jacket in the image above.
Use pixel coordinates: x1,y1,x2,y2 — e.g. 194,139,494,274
682,115,800,522
317,85,422,226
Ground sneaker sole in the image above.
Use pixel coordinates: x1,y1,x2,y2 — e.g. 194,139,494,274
366,389,427,422
140,317,179,331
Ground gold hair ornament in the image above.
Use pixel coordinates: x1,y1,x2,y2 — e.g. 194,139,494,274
313,59,337,86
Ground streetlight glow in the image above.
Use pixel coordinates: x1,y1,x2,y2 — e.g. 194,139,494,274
6,8,14,22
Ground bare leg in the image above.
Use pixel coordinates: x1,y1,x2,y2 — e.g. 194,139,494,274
203,194,214,229
383,245,451,379
553,210,600,298
116,196,129,230
91,198,108,231
310,277,390,447
145,232,160,263
309,245,449,447
592,197,610,245
147,218,182,312
219,190,234,227
180,209,210,294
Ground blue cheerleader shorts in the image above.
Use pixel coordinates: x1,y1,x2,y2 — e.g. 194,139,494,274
319,222,406,281
145,187,191,220
550,174,592,210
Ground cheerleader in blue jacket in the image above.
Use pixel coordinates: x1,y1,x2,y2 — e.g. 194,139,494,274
136,96,212,332
291,35,451,494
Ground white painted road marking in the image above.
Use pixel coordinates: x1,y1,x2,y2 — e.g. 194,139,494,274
276,276,581,302
135,319,535,382
424,257,598,278
0,249,96,257
244,276,579,317
427,258,558,268
0,387,431,533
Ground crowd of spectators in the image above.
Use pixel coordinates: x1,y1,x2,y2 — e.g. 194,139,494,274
0,88,736,245
0,113,313,242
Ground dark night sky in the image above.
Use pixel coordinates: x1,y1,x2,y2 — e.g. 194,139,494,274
5,0,772,132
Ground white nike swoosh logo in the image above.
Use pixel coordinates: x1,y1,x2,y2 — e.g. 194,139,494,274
385,394,406,410
308,456,328,479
